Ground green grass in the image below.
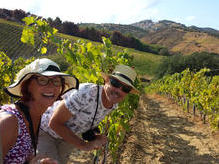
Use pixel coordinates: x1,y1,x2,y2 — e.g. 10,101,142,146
127,49,164,77
0,18,163,78
0,18,23,27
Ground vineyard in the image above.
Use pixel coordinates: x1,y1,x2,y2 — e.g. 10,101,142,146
0,16,218,163
0,18,163,76
0,19,39,59
145,68,219,130
1,16,142,163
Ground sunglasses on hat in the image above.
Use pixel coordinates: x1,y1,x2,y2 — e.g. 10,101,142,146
109,77,132,93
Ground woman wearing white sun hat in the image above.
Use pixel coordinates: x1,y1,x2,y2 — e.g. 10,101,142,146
0,58,79,164
38,64,139,163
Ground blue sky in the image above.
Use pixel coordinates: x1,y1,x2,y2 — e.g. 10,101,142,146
1,0,219,30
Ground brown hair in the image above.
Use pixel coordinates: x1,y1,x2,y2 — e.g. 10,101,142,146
20,76,34,102
57,78,65,100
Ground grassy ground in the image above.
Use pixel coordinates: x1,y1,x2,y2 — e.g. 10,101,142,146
127,48,164,78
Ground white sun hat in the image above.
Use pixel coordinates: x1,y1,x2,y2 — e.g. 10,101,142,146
4,58,79,98
101,64,139,94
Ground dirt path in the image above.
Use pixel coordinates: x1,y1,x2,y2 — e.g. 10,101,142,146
118,94,219,164
67,94,219,164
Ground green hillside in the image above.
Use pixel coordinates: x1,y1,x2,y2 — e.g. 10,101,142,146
0,18,163,78
0,19,35,59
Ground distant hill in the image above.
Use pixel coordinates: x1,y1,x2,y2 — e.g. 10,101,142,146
1,8,164,55
1,9,218,77
131,19,219,36
0,18,164,77
131,20,219,55
80,20,219,55
1,7,219,56
78,23,148,38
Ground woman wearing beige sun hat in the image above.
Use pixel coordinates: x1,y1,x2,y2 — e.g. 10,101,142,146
37,64,138,163
0,58,79,164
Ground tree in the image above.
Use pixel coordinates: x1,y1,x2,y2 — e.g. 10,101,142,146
12,9,26,22
61,21,79,36
0,9,12,19
79,27,101,42
51,17,62,30
159,48,170,56
110,31,128,47
47,17,53,25
155,52,219,79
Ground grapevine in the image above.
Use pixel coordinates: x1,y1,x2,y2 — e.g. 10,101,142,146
20,16,140,162
145,68,219,130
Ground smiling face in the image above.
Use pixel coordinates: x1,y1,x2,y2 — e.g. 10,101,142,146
103,76,130,105
27,75,62,108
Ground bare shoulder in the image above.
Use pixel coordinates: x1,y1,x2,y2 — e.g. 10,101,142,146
0,111,18,136
0,110,18,122
0,111,19,157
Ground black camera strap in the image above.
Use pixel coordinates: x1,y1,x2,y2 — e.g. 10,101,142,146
15,101,40,156
90,85,99,129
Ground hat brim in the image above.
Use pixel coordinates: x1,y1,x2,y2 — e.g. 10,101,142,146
5,71,79,98
101,72,139,94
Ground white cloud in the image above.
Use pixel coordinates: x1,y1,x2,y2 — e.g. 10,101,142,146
1,0,218,30
1,0,161,24
38,0,161,24
0,0,39,11
185,16,196,21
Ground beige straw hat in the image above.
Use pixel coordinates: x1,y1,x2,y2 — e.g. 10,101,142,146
4,58,79,98
102,65,139,94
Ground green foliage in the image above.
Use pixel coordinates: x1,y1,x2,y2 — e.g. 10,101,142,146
0,52,11,104
128,49,164,76
0,51,34,104
155,52,219,79
47,54,70,71
0,18,162,78
146,68,219,130
0,19,36,59
21,16,58,54
20,16,140,162
100,93,139,162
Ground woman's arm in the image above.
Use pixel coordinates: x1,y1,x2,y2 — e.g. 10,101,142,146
0,111,18,158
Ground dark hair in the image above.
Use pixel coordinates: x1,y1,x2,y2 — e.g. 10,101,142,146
20,76,34,102
57,78,65,100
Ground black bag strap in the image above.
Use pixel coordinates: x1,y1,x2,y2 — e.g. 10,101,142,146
90,85,99,129
15,101,41,156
